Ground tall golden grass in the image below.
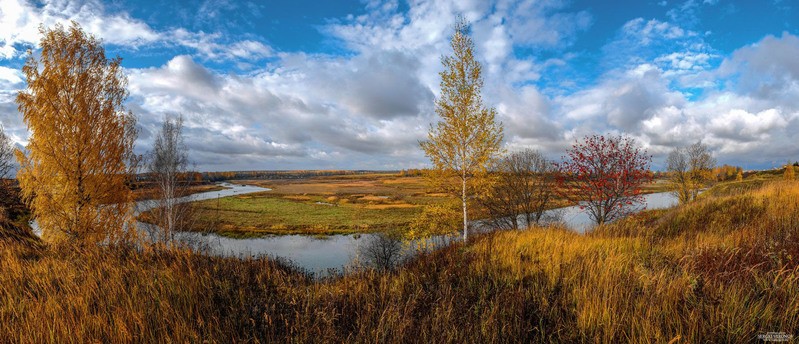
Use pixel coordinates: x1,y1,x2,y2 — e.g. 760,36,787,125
0,181,797,342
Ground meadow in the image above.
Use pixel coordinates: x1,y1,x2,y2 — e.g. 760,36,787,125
181,172,671,237
1,176,796,342
186,173,451,236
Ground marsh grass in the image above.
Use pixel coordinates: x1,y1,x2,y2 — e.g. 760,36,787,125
1,181,797,342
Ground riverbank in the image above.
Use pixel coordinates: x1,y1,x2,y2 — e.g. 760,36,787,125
1,179,796,342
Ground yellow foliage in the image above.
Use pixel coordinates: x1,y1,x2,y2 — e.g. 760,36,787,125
405,200,460,241
784,164,795,181
419,20,503,240
14,22,137,245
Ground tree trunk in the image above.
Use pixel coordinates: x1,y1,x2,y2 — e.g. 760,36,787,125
462,172,468,242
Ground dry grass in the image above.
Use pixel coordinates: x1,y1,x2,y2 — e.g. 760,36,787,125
0,180,796,342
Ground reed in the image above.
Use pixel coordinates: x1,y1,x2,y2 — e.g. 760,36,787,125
0,181,796,342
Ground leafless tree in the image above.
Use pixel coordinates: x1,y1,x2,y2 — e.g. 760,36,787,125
0,125,13,180
0,125,15,218
667,141,715,204
357,232,405,272
481,149,556,230
666,148,691,204
145,115,194,246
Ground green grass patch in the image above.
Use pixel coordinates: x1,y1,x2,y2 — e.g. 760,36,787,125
190,192,421,237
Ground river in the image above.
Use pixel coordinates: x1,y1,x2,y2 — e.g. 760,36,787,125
31,183,679,275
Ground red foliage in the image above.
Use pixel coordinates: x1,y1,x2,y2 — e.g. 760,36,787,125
557,134,652,225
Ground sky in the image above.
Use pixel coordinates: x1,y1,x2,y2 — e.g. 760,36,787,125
0,0,798,171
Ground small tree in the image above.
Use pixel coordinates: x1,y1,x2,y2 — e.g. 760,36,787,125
666,148,691,204
785,162,795,181
0,125,13,180
736,170,744,182
407,199,461,243
557,134,652,226
15,22,138,245
667,141,715,204
686,141,716,199
0,126,14,212
420,20,503,241
357,232,405,272
480,149,555,230
145,115,194,245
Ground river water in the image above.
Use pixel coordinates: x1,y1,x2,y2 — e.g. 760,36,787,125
32,183,679,275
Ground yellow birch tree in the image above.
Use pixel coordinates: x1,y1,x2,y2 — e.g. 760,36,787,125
420,20,503,241
15,22,138,245
785,163,795,181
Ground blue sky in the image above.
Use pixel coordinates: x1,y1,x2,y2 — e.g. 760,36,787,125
1,0,798,171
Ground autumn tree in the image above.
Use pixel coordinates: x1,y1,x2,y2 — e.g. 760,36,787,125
480,149,555,230
667,141,715,204
144,115,194,245
785,162,795,181
557,134,652,226
407,199,461,243
15,23,138,245
420,20,503,241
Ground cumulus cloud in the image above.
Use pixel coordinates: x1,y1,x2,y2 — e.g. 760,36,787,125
0,0,159,58
1,0,798,170
0,0,273,62
560,64,686,132
718,32,799,107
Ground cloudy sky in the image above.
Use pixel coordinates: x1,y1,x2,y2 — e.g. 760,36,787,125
0,0,798,171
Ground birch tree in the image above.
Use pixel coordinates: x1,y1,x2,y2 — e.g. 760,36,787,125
15,22,138,245
146,115,193,245
420,20,503,241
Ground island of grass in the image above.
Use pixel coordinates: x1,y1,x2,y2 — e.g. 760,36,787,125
181,173,451,237
156,172,674,238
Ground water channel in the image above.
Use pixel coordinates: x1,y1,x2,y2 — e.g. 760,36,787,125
32,183,679,275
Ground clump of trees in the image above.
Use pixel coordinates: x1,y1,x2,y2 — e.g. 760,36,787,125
420,20,503,241
713,164,743,182
557,134,652,226
667,141,715,204
15,22,138,245
480,149,556,230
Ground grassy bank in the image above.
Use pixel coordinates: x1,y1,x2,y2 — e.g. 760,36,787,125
1,180,797,342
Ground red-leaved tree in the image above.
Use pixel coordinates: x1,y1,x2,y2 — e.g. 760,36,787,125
557,134,652,225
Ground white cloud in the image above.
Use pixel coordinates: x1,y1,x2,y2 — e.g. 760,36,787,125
0,0,160,58
0,0,273,62
2,0,799,170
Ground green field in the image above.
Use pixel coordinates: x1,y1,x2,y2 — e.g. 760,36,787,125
192,192,422,236
186,174,449,236
181,171,676,237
